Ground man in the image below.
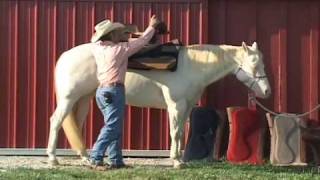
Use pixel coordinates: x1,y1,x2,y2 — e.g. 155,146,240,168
89,15,159,169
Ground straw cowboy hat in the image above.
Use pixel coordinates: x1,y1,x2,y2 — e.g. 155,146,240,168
91,19,125,43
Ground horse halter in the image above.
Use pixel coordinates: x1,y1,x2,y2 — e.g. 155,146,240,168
233,64,267,89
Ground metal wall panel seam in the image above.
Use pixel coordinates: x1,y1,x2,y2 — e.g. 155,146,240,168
0,1,7,147
250,0,257,43
51,0,58,147
186,2,190,45
3,1,10,147
3,0,9,147
111,1,114,21
200,0,208,44
32,0,38,148
127,107,133,149
309,3,319,122
87,1,95,147
167,2,171,42
277,1,288,113
146,108,150,149
26,0,33,148
12,0,19,148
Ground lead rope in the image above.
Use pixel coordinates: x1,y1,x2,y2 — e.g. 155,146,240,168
249,96,320,118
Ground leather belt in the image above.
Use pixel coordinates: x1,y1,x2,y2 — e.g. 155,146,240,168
99,82,124,88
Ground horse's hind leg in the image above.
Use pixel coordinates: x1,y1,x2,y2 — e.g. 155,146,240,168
47,98,76,165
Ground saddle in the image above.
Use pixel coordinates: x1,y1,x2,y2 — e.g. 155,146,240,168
300,122,320,166
126,23,181,71
266,113,307,166
226,107,264,165
128,42,180,71
213,110,228,160
183,107,223,162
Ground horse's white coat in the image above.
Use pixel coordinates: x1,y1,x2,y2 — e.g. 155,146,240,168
47,42,271,167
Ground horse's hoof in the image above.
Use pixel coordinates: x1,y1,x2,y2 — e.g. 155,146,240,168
173,160,186,169
205,157,215,163
80,156,91,166
48,159,59,166
81,156,90,161
78,151,89,159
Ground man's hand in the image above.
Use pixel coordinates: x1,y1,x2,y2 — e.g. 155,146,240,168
149,15,160,28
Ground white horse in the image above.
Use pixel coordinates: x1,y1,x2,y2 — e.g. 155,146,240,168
47,41,271,168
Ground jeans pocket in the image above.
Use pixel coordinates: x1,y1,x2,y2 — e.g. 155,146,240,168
98,89,116,109
103,91,113,104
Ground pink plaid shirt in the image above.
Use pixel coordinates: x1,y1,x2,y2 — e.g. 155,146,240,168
92,26,155,86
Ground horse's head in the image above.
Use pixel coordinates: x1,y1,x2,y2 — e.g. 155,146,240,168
233,42,271,98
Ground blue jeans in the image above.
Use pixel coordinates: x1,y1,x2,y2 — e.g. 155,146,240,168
90,85,125,165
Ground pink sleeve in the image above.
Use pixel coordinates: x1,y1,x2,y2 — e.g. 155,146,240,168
122,26,155,57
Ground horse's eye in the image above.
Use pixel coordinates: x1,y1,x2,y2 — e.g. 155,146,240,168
252,57,259,64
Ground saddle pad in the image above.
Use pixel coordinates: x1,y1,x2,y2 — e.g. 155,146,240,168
183,107,219,162
227,107,263,164
128,56,177,70
301,124,320,165
274,116,298,164
301,124,320,142
267,114,307,166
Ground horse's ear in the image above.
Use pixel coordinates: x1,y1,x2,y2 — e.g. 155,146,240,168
242,41,249,52
252,42,258,50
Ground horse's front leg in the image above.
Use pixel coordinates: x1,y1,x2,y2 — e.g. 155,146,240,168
167,99,188,168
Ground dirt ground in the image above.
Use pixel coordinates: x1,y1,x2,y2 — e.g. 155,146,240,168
0,156,173,170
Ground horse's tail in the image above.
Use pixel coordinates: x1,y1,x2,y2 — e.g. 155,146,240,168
62,109,87,156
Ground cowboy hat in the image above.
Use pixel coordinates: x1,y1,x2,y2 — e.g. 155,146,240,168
91,19,125,43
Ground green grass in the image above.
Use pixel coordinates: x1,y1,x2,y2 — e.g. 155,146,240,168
0,161,319,180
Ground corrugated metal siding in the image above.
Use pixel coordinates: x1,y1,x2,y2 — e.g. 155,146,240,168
0,0,207,150
207,0,320,125
2,0,319,153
